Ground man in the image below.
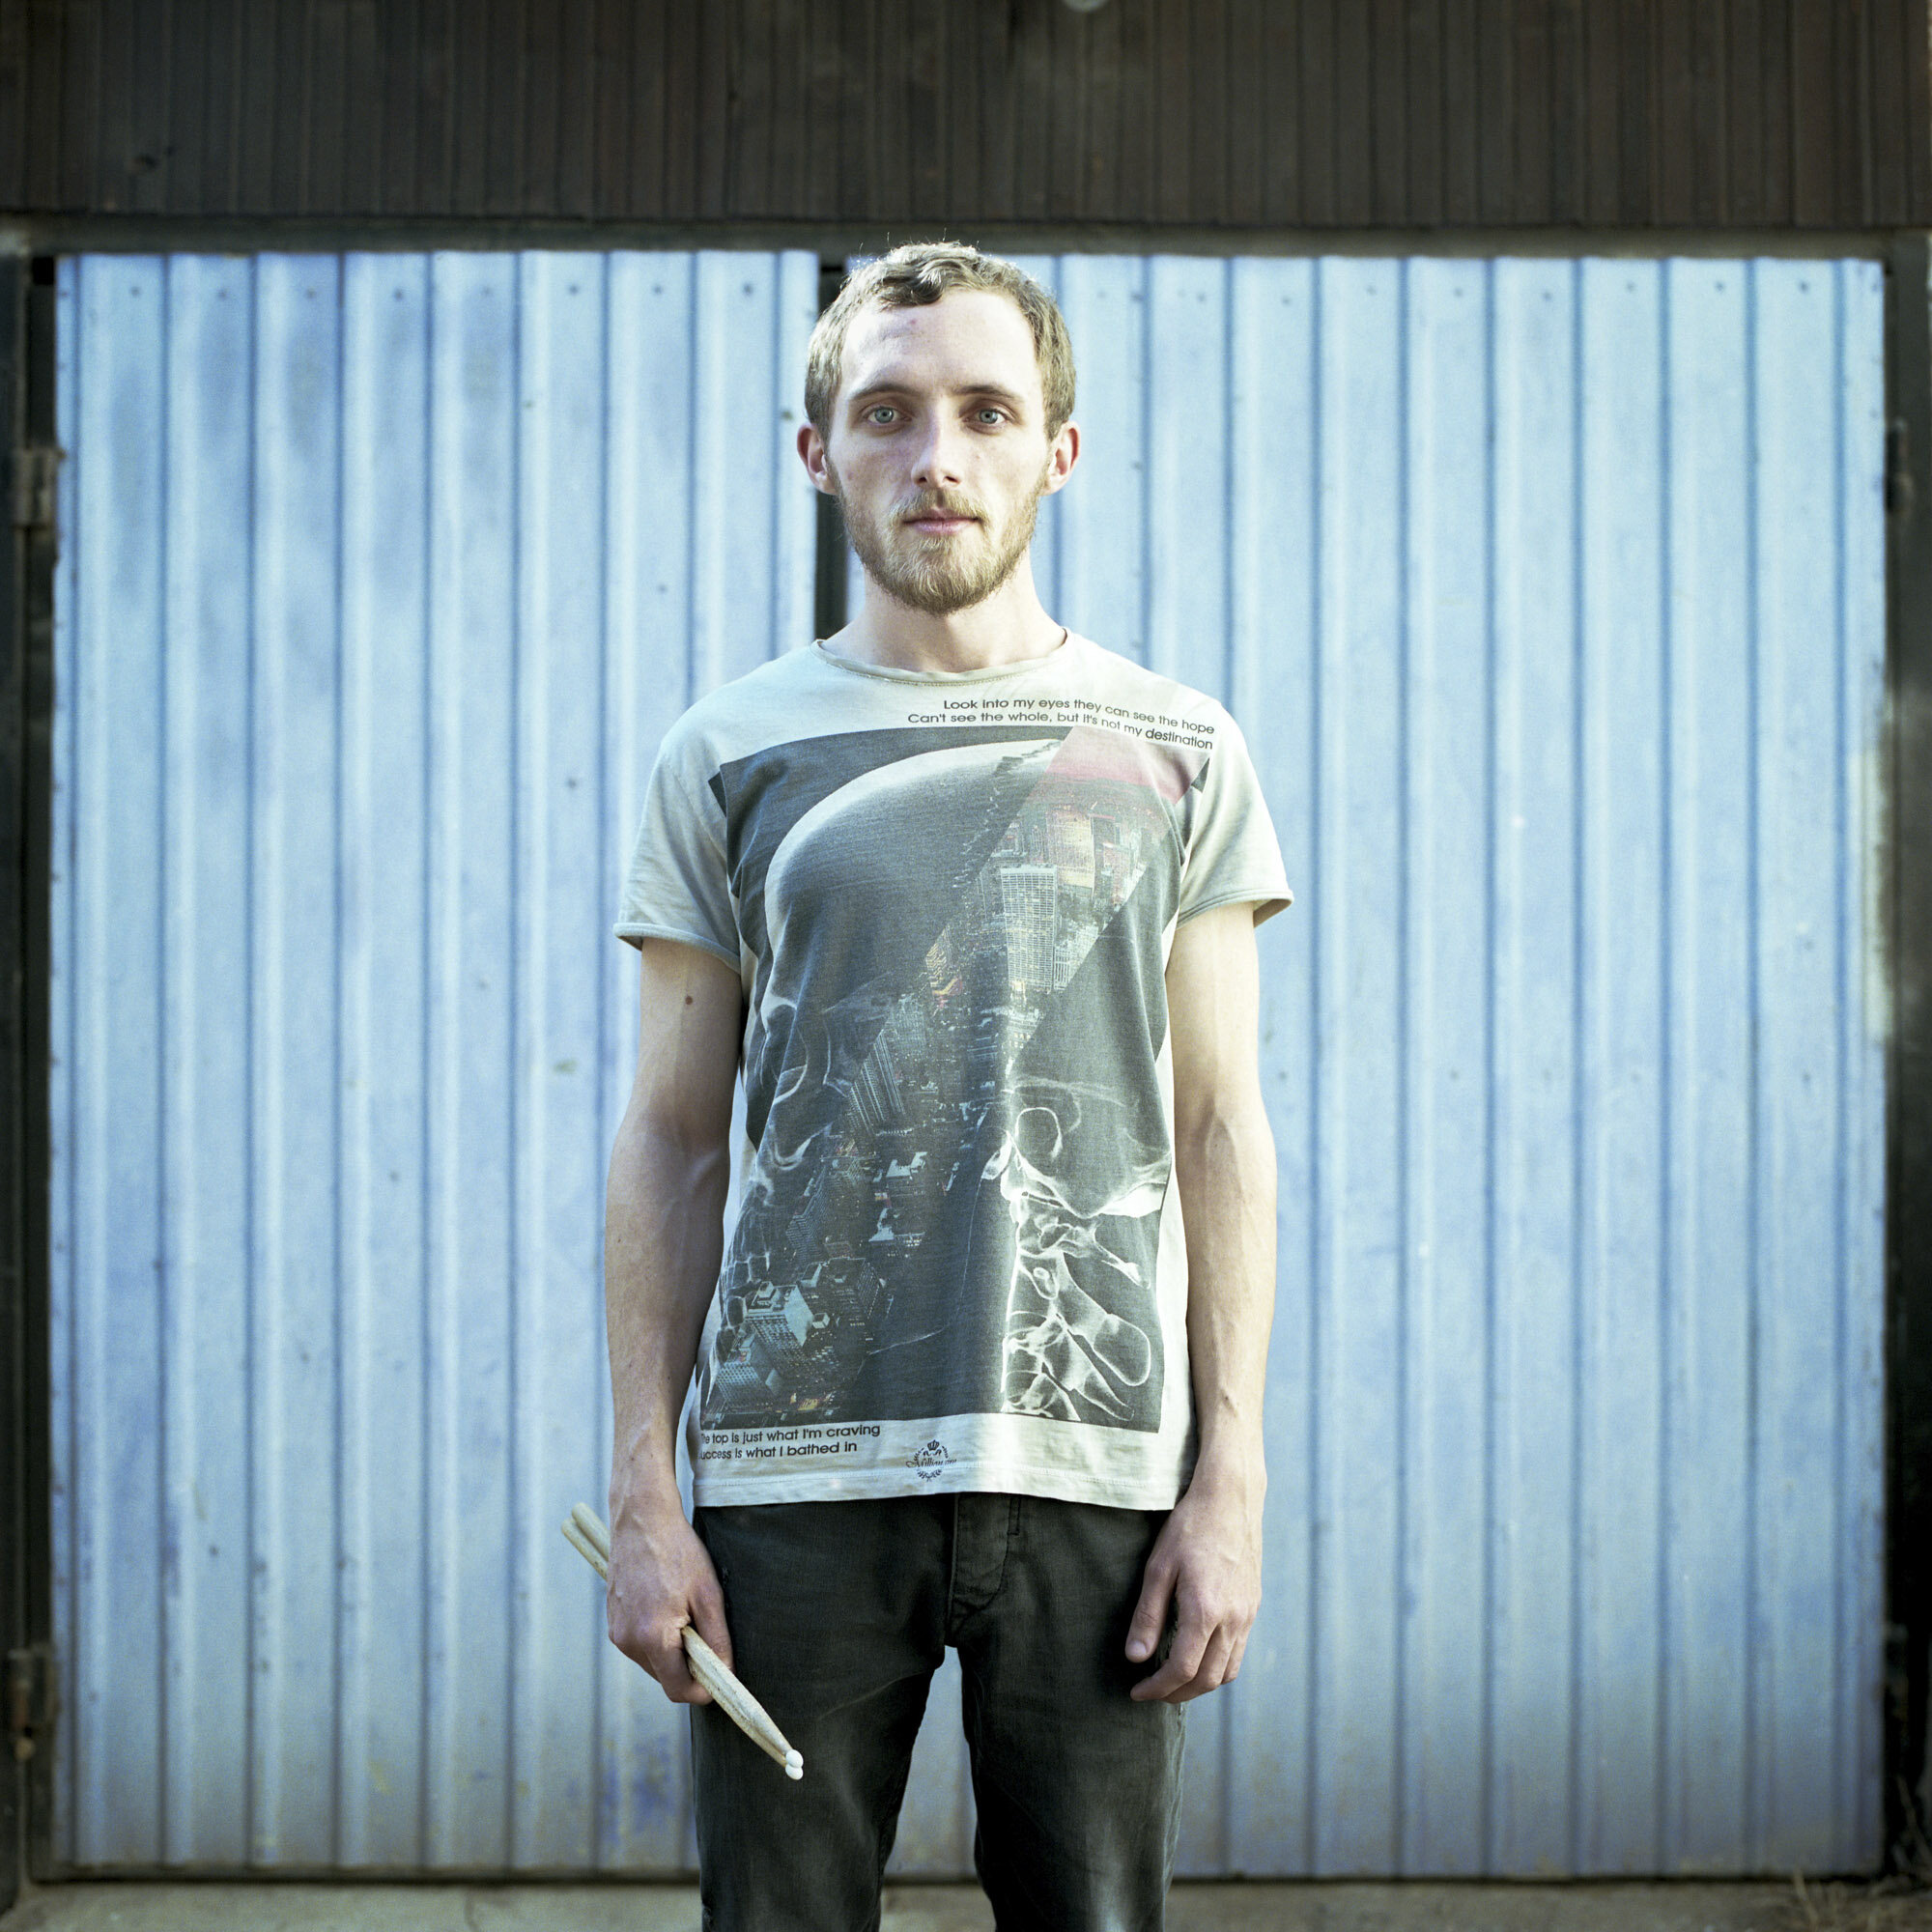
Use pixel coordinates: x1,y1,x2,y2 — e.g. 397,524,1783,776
605,242,1290,1930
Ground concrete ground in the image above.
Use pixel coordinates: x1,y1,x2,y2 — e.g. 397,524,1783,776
3,1879,1913,1932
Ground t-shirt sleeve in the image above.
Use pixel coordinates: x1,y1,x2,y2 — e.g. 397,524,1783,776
613,724,742,969
1176,709,1293,927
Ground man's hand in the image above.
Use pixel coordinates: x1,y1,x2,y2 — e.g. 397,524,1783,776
1124,1455,1264,1702
606,1492,735,1705
1134,901,1278,1705
603,940,744,1707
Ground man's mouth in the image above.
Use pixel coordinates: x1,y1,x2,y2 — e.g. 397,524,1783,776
899,500,980,534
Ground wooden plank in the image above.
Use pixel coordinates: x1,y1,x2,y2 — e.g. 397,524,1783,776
1759,0,1794,224
127,0,173,210
1295,0,1335,225
1614,0,1653,223
760,0,806,219
1380,0,1418,225
519,0,561,216
1545,0,1585,223
308,0,350,211
1258,0,1300,222
1475,0,1516,224
728,0,776,217
340,0,382,213
1656,0,1696,222
1831,0,1868,224
657,3,695,215
1332,0,1373,222
1724,0,1763,225
1788,0,1835,226
1513,0,1554,223
91,0,130,211
1222,0,1263,222
586,0,626,217
1580,0,1621,224
266,0,306,212
1440,0,1482,225
162,0,210,213
1863,0,1909,225
482,0,526,213
1110,0,1153,222
1009,0,1054,223
559,0,597,216
1688,1,1726,226
834,0,873,227
1046,0,1088,222
1904,0,1932,220
1187,0,1227,225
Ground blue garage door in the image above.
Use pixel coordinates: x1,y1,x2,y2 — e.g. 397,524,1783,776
49,250,1885,1876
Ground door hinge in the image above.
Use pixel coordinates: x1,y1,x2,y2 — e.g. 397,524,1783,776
12,444,59,532
7,1644,57,1764
1887,417,1917,520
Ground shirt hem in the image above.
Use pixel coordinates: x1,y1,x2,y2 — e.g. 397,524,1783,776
1177,884,1293,926
612,921,742,969
692,1459,1186,1513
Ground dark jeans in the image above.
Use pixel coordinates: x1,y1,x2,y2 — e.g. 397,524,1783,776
691,1492,1186,1932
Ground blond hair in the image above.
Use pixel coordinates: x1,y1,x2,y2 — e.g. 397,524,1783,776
805,242,1076,440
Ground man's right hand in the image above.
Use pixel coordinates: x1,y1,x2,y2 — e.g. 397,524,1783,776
606,1496,735,1705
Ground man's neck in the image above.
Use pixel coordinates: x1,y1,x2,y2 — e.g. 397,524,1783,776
829,563,1066,675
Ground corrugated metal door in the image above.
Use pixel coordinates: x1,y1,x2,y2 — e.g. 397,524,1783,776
51,251,1886,1877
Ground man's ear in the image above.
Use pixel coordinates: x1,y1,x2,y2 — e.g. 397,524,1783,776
1041,419,1080,497
798,422,836,495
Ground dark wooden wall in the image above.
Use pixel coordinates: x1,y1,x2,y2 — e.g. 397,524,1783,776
3,0,1929,232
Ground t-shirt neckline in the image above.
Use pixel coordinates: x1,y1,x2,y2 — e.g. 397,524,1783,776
811,631,1077,686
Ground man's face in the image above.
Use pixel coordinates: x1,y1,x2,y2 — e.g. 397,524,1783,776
803,290,1077,617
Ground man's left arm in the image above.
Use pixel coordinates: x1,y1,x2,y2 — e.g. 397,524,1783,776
1127,899,1277,1703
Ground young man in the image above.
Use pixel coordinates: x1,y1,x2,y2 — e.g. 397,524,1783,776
605,242,1290,1929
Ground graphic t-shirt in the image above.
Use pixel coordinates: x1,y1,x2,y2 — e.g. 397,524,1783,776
616,634,1291,1511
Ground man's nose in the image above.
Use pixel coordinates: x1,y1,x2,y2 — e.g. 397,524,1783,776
909,416,965,487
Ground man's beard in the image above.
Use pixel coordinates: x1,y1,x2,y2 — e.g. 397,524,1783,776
832,466,1048,617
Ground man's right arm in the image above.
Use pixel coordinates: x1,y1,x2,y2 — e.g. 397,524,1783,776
605,936,744,1704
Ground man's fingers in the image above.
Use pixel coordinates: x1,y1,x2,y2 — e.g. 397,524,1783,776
647,1624,711,1703
688,1581,735,1677
1131,1613,1238,1703
1124,1558,1176,1664
1130,1594,1212,1701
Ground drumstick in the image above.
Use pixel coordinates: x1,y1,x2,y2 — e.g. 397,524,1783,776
562,1502,805,1781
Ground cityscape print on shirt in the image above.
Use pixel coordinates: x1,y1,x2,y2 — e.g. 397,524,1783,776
695,722,1208,1438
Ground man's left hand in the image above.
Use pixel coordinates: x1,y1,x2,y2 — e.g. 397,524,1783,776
1123,1457,1264,1703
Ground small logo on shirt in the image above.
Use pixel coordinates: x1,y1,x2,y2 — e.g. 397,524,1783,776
908,1438,952,1482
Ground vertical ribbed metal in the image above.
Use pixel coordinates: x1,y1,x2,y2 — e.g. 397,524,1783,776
50,250,1886,1877
49,248,821,1871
